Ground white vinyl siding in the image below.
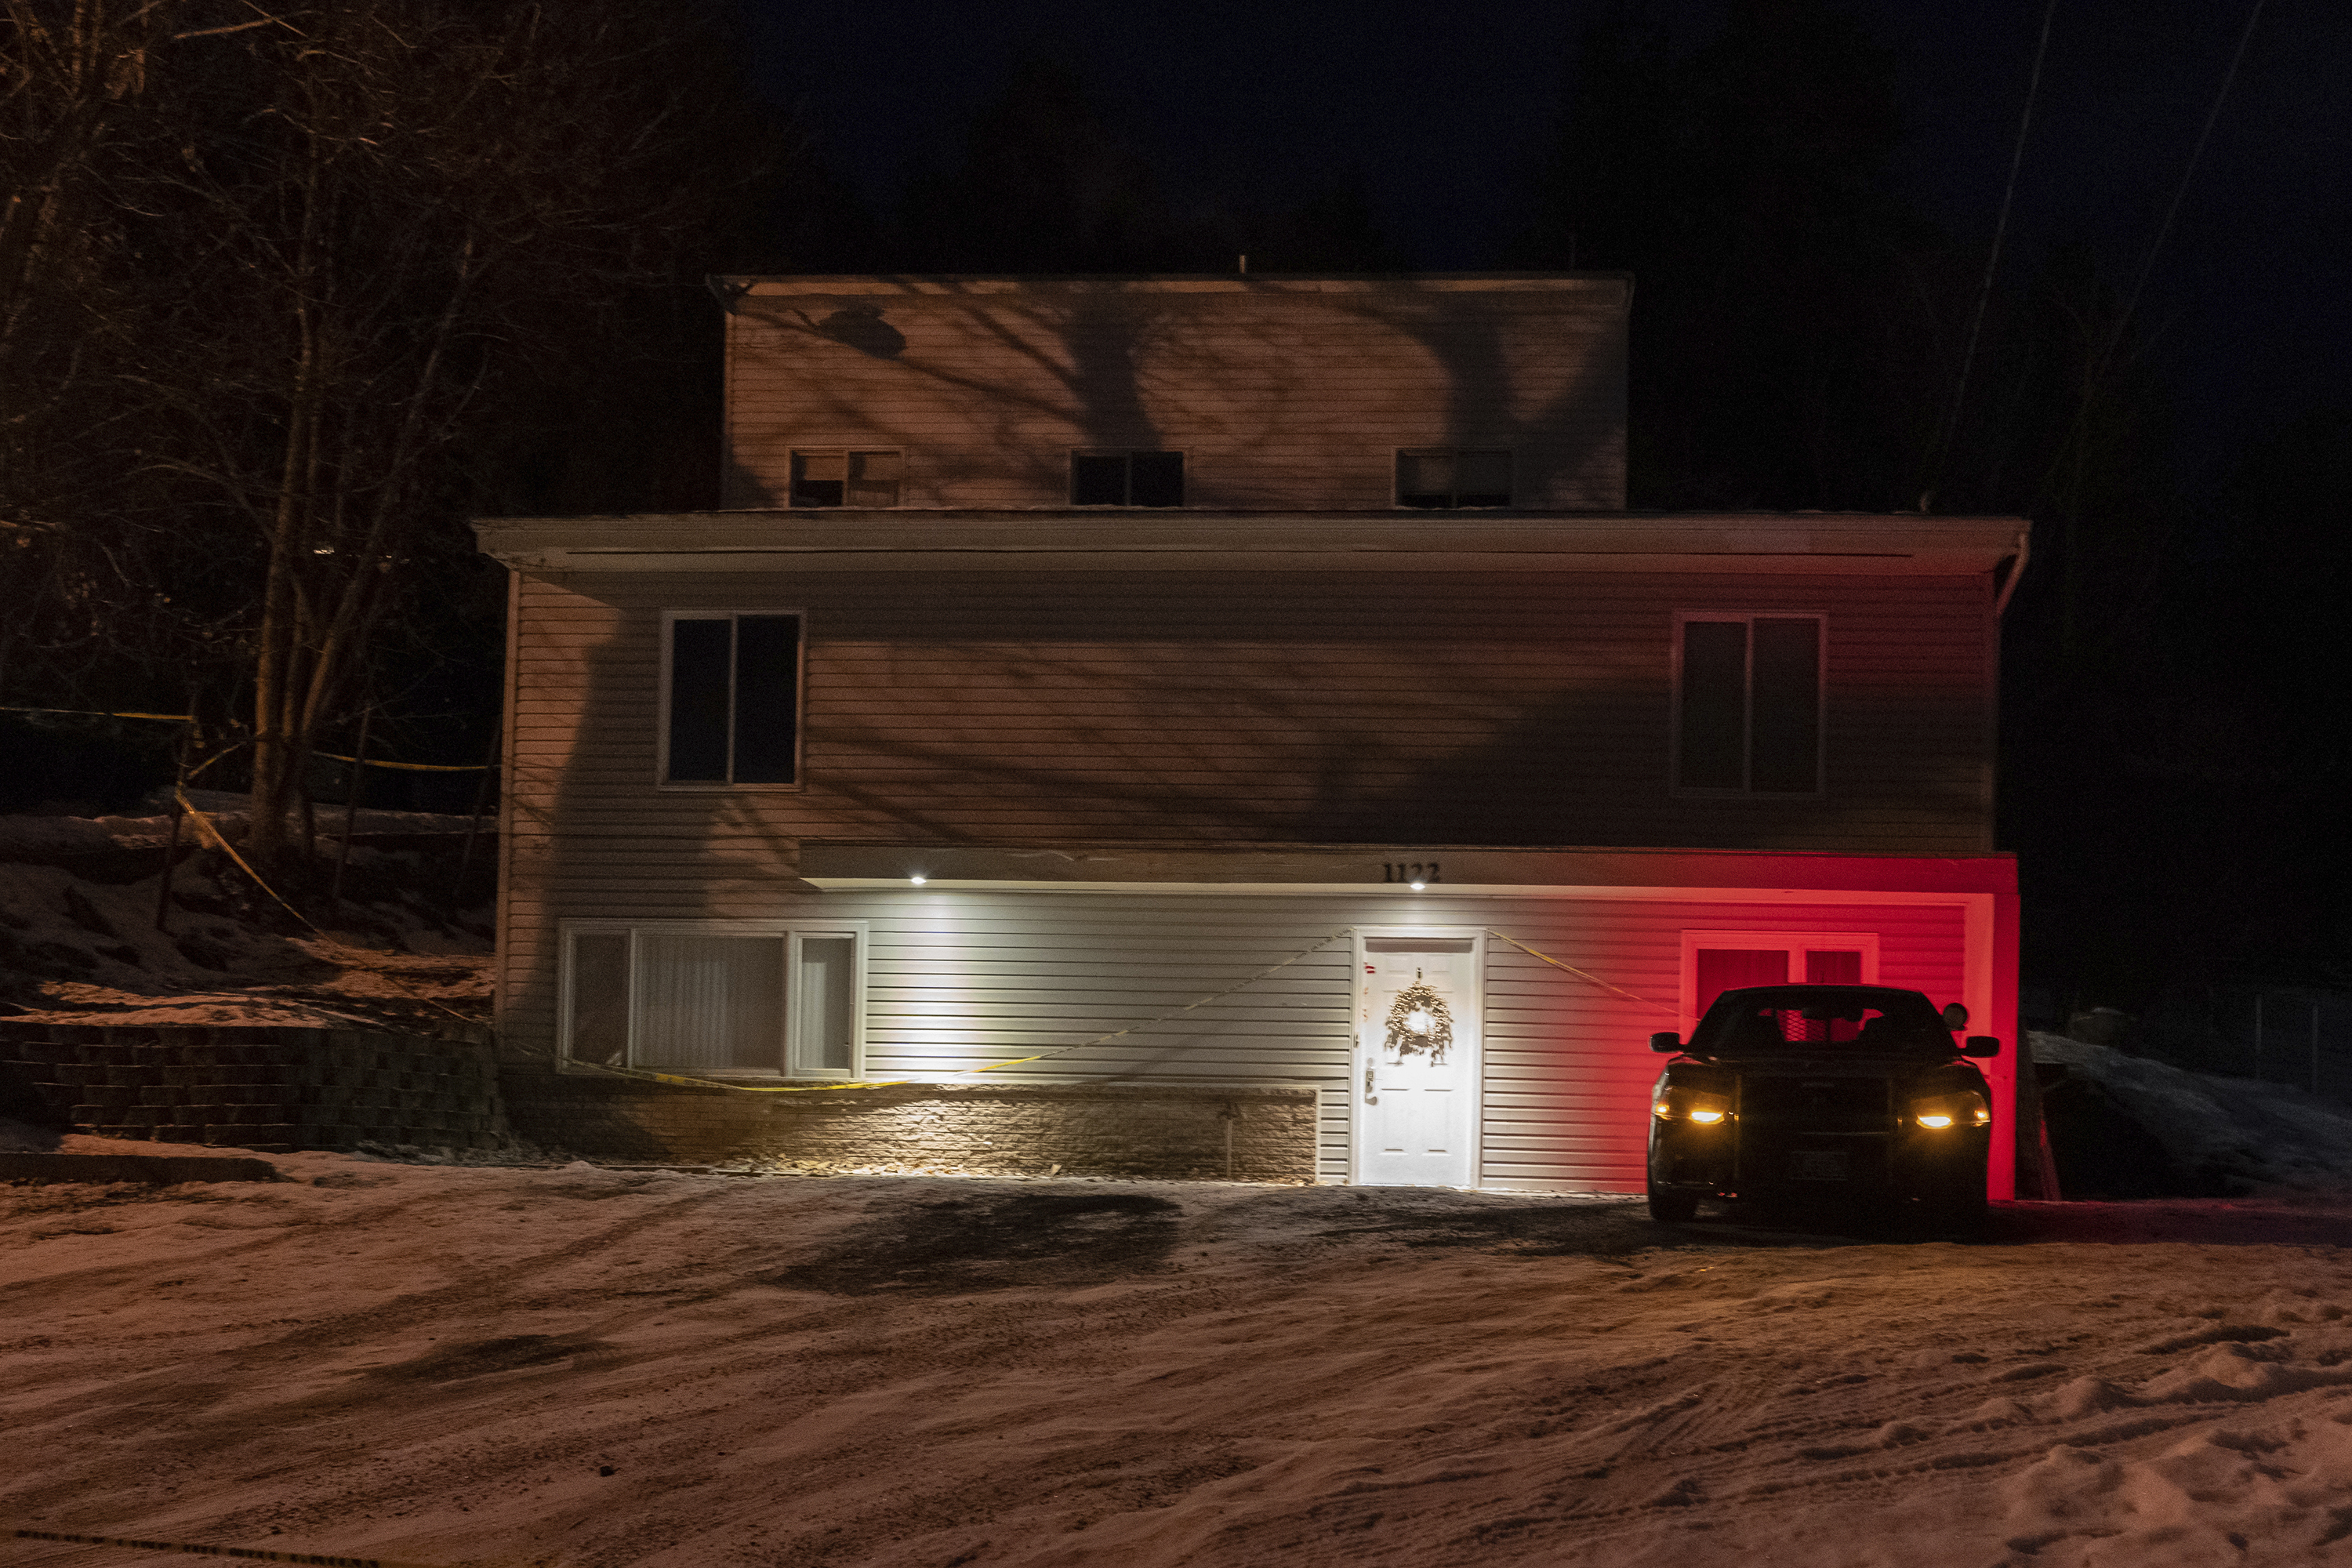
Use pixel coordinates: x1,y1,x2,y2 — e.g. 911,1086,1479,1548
515,571,1990,856
528,891,1966,1190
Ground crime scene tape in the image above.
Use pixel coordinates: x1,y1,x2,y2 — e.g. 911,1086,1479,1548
314,753,488,772
174,789,321,932
9,1526,490,1568
566,927,1363,1095
170,789,477,1024
1484,927,1679,1015
0,708,485,770
1,705,194,723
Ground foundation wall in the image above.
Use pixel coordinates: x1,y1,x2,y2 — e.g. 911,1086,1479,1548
0,1022,510,1154
501,1070,1318,1180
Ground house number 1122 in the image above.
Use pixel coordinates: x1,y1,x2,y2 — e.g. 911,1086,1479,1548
1381,862,1441,884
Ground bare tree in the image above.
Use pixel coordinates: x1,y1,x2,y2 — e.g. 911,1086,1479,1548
0,2,223,711
3,0,764,851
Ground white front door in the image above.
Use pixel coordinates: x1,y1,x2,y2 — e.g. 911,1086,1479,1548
1355,934,1481,1187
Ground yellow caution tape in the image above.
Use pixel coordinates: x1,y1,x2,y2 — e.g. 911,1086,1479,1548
576,928,1672,1095
0,705,194,722
0,708,483,768
565,1061,924,1094
314,753,489,772
171,789,478,1025
175,789,318,931
1484,927,1679,1015
567,927,1360,1095
9,1526,492,1568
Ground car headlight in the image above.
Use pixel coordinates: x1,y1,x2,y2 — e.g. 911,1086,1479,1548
1907,1091,1989,1130
1653,1088,1733,1124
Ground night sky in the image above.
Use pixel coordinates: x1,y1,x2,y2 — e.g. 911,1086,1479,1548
750,0,2350,478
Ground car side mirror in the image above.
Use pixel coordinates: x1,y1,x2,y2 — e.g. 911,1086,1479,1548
1941,1002,1969,1030
1961,1036,2001,1058
1650,1031,1684,1054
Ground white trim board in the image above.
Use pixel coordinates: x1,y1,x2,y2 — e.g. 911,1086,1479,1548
804,877,2003,905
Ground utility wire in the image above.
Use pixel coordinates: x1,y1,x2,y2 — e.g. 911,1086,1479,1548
2045,0,2266,504
1922,0,2057,513
2103,0,2267,383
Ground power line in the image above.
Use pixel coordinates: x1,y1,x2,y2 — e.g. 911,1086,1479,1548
2079,4,2258,453
1921,0,2058,514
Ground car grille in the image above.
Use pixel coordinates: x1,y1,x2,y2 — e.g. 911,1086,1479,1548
1739,1076,1890,1133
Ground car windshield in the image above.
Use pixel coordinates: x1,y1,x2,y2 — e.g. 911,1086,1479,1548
1690,985,1955,1058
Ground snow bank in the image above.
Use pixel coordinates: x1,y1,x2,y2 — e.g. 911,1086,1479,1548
0,803,490,1029
0,790,487,859
2033,1030,2352,1194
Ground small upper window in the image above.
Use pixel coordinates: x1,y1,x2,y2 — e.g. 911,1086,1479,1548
1396,448,1512,508
790,449,901,507
1071,450,1184,506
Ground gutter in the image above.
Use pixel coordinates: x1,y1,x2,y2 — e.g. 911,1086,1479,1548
1994,526,2031,617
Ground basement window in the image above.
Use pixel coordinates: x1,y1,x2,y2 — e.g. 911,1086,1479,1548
1071,449,1185,506
563,923,865,1079
1396,448,1512,508
790,449,901,507
662,610,801,787
1672,613,1824,795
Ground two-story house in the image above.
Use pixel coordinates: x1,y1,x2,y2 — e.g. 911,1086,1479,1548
474,274,2029,1196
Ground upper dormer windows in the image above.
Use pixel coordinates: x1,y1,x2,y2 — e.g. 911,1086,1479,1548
1071,450,1185,507
790,449,901,507
1397,448,1512,509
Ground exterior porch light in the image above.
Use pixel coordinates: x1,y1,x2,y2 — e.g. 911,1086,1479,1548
1409,879,1426,891
909,873,927,886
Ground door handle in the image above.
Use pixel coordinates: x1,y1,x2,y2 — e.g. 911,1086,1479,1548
1364,1065,1376,1099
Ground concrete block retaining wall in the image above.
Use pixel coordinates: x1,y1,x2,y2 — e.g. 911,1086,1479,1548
0,1022,510,1153
501,1069,1319,1181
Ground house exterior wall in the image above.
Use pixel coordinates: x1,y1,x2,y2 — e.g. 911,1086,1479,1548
478,270,2027,1197
498,882,2009,1194
506,565,1996,858
718,275,1630,512
496,1076,1320,1181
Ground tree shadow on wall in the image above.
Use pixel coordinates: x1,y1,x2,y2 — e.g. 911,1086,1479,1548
723,270,1625,511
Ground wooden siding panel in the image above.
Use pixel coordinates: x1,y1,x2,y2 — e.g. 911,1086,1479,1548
506,567,1994,854
720,285,1628,511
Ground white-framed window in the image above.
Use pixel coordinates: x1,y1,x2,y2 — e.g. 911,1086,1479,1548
561,920,866,1078
1396,448,1512,508
1070,448,1184,506
659,609,803,788
789,448,902,507
1671,612,1825,795
1679,931,1878,1033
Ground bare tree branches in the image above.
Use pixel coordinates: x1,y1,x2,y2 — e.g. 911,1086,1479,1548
2,0,765,838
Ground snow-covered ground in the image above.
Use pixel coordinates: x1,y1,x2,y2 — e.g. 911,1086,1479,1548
12,1150,2352,1568
0,798,490,1029
16,803,2352,1563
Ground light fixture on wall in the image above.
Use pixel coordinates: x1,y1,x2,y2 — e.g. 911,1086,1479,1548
909,873,927,886
1409,879,1426,891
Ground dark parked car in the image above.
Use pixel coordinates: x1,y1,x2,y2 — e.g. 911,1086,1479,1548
1646,984,2002,1231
